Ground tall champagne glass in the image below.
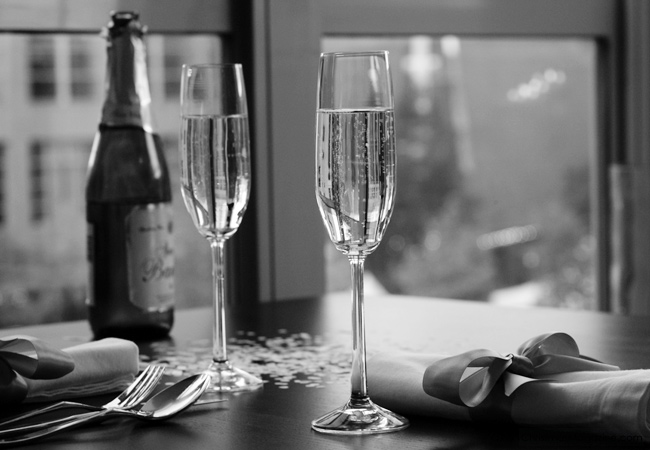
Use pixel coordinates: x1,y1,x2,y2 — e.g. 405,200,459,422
180,63,262,393
313,51,409,433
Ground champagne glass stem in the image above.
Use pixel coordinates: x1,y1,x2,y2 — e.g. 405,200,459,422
349,255,369,401
210,237,228,363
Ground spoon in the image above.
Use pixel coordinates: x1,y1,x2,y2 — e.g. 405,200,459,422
0,372,212,446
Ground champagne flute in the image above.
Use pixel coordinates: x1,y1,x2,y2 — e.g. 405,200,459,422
179,63,262,393
313,51,409,434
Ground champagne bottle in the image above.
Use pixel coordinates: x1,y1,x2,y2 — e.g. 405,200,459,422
86,11,174,340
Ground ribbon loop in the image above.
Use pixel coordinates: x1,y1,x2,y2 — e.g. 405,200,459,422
423,332,619,413
0,336,75,406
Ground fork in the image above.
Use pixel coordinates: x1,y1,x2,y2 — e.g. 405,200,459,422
0,372,212,446
0,364,165,433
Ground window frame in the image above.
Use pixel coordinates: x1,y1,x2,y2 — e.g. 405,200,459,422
0,0,232,34
621,0,650,315
0,143,5,225
0,0,247,307
255,0,628,310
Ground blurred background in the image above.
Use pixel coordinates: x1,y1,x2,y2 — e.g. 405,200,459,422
0,28,596,326
15,0,650,330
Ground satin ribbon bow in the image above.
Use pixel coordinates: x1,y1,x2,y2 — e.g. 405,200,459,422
423,332,619,415
0,336,75,405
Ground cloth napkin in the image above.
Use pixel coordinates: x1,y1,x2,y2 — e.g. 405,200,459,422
0,336,139,407
367,332,650,442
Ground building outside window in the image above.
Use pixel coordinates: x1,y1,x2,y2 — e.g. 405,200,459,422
0,31,222,327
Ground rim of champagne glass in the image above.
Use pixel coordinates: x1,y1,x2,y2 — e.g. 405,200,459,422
182,63,242,70
319,50,389,58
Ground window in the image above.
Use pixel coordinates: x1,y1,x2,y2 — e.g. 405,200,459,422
255,0,631,312
0,34,223,325
3,0,650,324
29,141,46,222
320,36,598,309
70,36,94,99
29,36,56,100
0,0,230,326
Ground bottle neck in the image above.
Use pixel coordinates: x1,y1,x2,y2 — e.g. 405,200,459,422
101,30,154,130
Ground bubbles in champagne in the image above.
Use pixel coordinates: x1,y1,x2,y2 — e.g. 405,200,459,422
315,108,395,256
180,114,251,239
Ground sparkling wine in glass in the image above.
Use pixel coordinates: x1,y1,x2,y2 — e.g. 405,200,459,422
180,63,262,393
312,51,409,434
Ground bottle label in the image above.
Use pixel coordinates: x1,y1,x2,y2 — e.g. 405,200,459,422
126,203,175,311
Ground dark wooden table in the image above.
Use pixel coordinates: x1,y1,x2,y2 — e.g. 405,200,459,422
3,293,650,449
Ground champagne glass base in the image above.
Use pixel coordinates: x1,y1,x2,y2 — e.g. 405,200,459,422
311,397,409,435
203,360,263,394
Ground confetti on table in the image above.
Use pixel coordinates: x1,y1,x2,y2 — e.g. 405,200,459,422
142,330,351,389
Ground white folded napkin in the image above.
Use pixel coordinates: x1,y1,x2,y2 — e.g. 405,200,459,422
367,351,650,442
25,338,139,402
